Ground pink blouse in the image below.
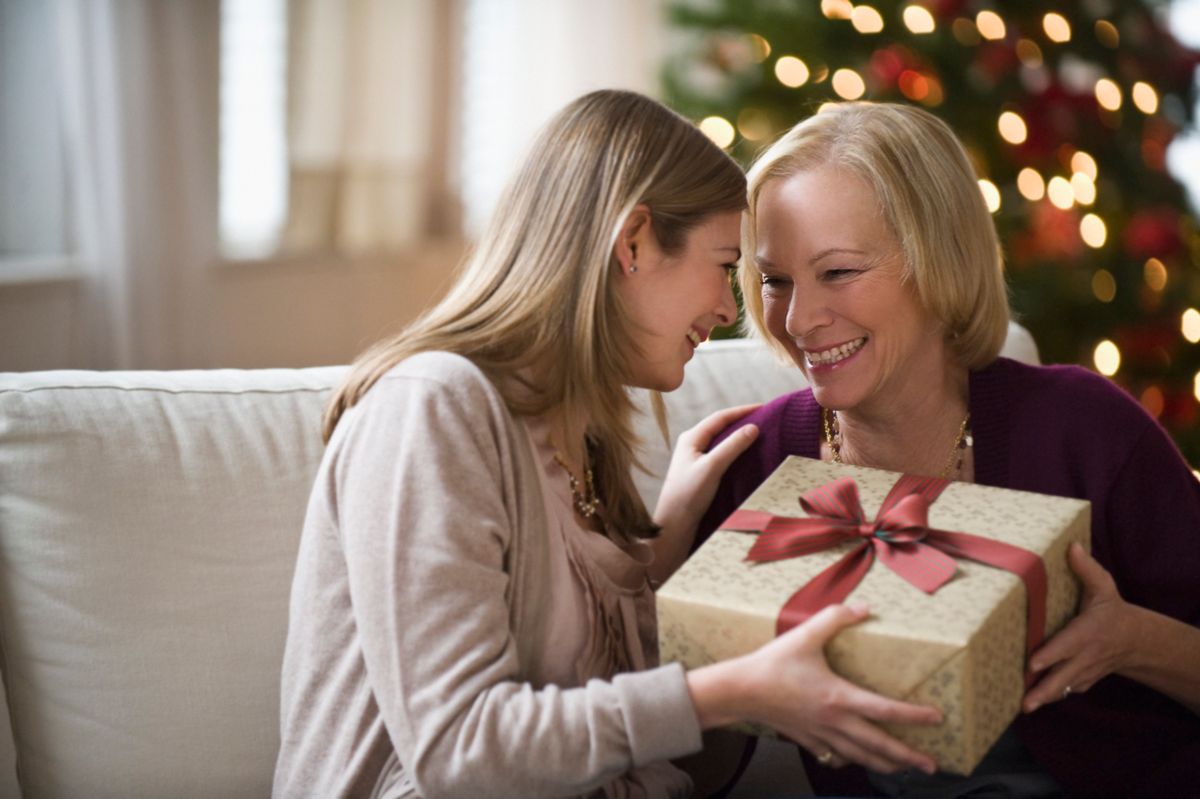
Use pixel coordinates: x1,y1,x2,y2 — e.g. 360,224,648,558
521,415,691,798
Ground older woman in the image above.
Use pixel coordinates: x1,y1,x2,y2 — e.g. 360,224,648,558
679,103,1200,796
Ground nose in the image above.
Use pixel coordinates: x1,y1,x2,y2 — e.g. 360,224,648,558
715,275,737,327
784,285,832,339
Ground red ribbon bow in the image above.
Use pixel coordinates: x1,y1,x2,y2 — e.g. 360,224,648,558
720,474,1048,658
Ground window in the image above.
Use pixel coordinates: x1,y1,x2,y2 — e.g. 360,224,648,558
0,0,72,276
218,0,446,260
219,0,289,259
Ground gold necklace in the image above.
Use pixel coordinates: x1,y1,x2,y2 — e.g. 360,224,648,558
822,407,972,479
552,448,601,519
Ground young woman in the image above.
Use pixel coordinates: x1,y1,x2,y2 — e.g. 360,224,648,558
272,91,940,798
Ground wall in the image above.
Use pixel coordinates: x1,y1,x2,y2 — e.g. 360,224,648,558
0,244,462,371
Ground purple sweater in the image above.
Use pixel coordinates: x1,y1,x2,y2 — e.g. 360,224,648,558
696,357,1200,798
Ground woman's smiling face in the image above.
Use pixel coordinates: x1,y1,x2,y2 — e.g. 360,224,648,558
617,210,742,392
754,166,948,416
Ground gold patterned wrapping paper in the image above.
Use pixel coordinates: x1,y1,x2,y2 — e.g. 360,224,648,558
658,457,1090,775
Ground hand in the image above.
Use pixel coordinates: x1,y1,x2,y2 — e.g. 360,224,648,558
1023,542,1140,712
649,404,760,583
740,604,941,775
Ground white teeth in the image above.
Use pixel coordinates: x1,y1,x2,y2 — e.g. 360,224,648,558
687,330,703,346
804,337,866,367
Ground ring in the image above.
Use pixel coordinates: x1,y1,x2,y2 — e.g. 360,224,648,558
1062,685,1073,699
817,750,835,765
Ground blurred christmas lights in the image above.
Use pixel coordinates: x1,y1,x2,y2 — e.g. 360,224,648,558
1094,340,1121,375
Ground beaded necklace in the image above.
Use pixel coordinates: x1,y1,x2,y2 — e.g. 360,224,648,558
552,448,601,519
822,407,972,479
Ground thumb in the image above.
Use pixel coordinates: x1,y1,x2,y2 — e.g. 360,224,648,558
800,602,871,645
704,423,759,470
1068,542,1115,598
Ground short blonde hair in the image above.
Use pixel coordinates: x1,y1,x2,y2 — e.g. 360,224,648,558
324,90,746,539
741,102,1010,369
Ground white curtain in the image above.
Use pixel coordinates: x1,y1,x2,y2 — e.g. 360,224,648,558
55,0,217,369
461,0,667,235
283,0,441,254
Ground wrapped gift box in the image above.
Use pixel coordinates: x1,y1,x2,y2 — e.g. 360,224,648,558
658,457,1090,775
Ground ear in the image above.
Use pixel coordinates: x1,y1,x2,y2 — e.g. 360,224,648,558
613,204,654,276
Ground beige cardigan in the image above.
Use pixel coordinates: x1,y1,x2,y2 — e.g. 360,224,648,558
273,352,703,798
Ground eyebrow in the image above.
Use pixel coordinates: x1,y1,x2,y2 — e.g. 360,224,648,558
811,247,866,263
754,248,866,271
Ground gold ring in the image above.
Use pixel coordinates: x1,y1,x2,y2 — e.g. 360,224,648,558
817,750,835,765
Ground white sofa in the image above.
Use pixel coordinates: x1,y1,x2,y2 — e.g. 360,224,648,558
0,328,1038,798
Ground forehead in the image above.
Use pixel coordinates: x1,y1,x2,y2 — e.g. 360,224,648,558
685,209,742,247
755,167,891,250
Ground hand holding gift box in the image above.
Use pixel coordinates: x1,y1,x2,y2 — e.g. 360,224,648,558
658,457,1090,775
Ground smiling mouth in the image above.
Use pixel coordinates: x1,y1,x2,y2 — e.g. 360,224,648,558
804,337,867,367
687,329,706,347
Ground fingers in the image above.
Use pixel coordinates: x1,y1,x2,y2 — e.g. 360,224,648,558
1024,657,1106,713
703,422,759,470
850,688,943,728
680,403,762,447
1024,663,1084,712
796,603,872,646
826,718,938,775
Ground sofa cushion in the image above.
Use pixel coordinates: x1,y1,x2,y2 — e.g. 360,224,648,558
0,369,343,799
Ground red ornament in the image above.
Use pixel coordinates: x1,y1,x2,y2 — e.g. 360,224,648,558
1022,203,1084,262
1123,208,1184,260
975,42,1018,81
870,47,909,88
930,0,968,18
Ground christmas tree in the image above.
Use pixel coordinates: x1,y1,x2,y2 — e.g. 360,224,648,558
662,0,1200,466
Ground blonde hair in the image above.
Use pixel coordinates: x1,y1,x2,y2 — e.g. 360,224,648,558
741,102,1010,369
324,90,746,540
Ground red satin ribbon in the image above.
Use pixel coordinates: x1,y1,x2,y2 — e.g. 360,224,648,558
720,474,1048,660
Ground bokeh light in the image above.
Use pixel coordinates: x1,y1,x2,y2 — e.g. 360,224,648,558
737,108,773,141
903,5,936,35
1047,176,1074,209
979,179,1001,212
976,11,1006,41
699,116,735,149
998,111,1027,144
775,56,811,88
1092,269,1116,303
851,5,885,34
1043,13,1071,43
1094,340,1120,376
1095,19,1119,48
1132,82,1159,114
1144,258,1168,291
1080,214,1107,248
1016,39,1043,68
1183,308,1200,344
1071,151,1098,179
1141,385,1165,418
821,0,853,20
1070,172,1096,205
832,68,867,99
1017,168,1046,201
748,33,772,62
1095,78,1122,111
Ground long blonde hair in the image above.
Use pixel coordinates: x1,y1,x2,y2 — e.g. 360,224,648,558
742,102,1010,369
324,90,747,539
